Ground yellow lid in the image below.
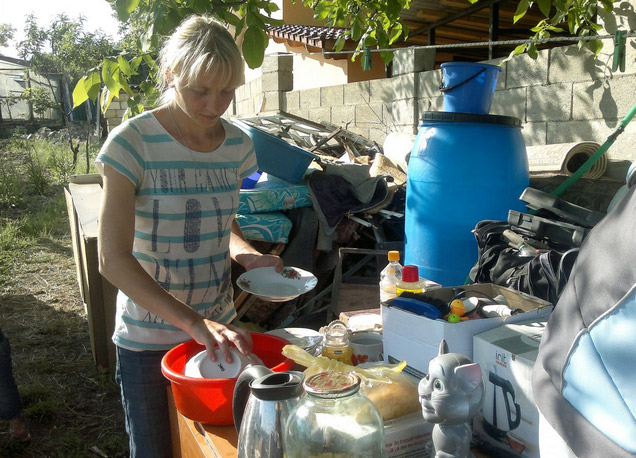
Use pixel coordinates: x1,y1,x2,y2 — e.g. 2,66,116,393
388,250,400,262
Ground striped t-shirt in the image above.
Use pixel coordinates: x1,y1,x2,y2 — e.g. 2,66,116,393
96,111,258,351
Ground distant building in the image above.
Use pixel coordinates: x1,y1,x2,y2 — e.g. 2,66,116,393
0,54,63,123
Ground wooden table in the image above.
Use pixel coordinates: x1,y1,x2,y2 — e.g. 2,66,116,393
168,391,238,458
169,395,493,458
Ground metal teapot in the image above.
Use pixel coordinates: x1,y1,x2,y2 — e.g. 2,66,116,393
232,365,305,458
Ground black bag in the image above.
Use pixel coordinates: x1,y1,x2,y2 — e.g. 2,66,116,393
469,220,580,305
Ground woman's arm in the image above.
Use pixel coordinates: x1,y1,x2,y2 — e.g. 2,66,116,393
230,219,284,272
97,164,251,362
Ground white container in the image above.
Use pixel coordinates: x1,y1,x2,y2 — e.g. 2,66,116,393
382,284,551,378
472,319,548,458
384,412,433,458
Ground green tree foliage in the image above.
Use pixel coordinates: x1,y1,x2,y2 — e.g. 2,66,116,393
490,0,617,59
18,14,116,81
0,96,19,120
0,23,16,49
22,86,57,118
72,0,624,118
17,13,117,124
16,14,118,169
21,86,59,118
300,0,411,65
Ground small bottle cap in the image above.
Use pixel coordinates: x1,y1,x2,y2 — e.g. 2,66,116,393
388,250,400,262
402,265,419,282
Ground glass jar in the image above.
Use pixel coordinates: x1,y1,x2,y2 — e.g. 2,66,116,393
321,320,352,365
284,371,385,458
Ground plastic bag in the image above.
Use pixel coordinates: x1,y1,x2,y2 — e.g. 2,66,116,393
282,345,421,421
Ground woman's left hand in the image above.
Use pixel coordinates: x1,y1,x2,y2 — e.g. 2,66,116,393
237,253,284,272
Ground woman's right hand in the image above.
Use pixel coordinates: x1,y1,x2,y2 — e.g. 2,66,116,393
189,318,254,364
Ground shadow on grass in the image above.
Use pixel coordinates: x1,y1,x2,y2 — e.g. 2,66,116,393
0,293,128,458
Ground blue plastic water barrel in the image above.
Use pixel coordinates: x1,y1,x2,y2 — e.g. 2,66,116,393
404,112,529,286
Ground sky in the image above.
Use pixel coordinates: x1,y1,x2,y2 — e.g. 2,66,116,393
0,0,122,58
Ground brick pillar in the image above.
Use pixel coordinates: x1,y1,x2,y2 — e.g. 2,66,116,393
260,53,293,113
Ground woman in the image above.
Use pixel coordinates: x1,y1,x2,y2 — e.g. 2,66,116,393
96,15,281,457
0,327,31,442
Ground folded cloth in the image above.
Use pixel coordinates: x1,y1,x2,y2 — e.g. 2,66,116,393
238,174,312,214
236,212,292,243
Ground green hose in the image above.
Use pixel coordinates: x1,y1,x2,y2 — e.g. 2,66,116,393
551,100,636,197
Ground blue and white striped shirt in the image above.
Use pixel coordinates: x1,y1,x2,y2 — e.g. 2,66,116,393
96,112,257,351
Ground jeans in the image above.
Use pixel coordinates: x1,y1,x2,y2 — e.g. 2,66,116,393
115,346,172,458
0,329,24,420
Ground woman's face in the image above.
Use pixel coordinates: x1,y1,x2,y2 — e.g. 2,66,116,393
173,70,236,129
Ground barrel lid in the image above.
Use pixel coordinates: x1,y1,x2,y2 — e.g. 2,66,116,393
420,111,522,127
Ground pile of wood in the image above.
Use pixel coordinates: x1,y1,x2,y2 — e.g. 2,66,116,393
234,112,381,164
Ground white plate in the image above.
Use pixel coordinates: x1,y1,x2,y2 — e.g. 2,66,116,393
266,327,323,352
184,348,250,379
236,266,317,302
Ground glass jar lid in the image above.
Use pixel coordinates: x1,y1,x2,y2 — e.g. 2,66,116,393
304,371,360,397
323,320,350,347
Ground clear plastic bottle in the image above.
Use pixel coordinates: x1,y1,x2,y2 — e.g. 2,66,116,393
396,265,427,296
284,372,386,458
379,250,403,303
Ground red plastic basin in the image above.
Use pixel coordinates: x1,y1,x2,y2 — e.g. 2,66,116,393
161,332,293,425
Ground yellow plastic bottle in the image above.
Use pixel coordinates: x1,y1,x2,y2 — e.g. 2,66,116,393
396,265,426,296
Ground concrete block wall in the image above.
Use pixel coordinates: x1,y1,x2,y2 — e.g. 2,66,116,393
491,38,636,162
104,93,130,129
233,39,636,164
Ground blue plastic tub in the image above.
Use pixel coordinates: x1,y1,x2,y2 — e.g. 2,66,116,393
440,62,502,114
232,119,318,183
241,170,262,189
404,112,529,286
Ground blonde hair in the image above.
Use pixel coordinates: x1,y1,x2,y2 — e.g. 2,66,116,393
157,15,244,103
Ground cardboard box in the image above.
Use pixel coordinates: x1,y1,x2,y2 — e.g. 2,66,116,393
384,412,433,458
382,284,551,378
472,320,547,458
65,174,118,370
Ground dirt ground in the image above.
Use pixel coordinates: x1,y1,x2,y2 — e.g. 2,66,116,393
0,225,129,457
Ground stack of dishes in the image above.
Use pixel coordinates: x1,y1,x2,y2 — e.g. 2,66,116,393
183,348,251,379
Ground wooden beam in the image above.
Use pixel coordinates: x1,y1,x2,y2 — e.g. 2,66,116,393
409,0,503,37
439,0,545,23
415,9,449,21
404,16,491,32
